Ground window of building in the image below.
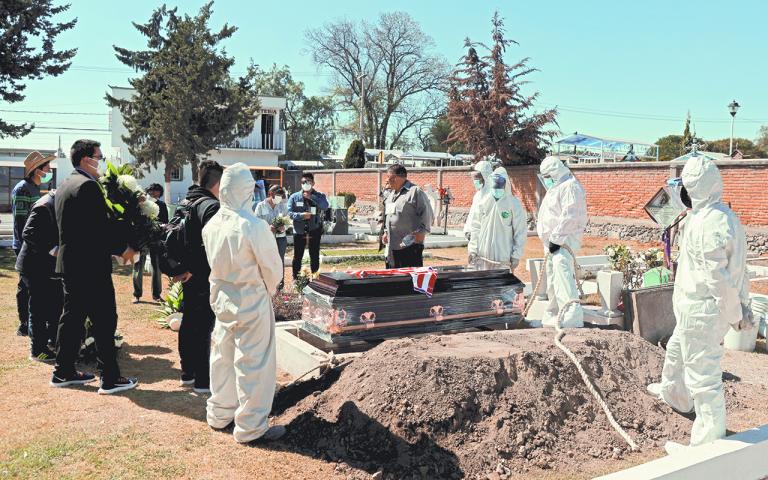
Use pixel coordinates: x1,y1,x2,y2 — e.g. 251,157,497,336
170,166,183,181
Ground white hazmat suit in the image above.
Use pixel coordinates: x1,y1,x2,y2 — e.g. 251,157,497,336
647,156,750,447
202,163,284,443
463,161,494,240
536,156,588,328
468,167,527,270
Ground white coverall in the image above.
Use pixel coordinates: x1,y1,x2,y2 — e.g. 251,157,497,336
463,161,494,239
202,163,284,443
536,156,588,328
648,156,749,446
468,167,527,270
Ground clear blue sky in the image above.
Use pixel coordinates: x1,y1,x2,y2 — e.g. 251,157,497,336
3,0,767,154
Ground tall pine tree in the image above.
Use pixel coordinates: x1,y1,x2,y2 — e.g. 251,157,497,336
681,111,692,155
447,13,557,165
106,2,258,199
0,1,76,138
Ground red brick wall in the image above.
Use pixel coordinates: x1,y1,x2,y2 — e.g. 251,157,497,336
309,161,768,227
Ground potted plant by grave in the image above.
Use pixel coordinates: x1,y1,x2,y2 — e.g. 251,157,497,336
156,281,184,331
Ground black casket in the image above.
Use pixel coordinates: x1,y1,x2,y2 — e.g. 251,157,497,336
300,266,525,348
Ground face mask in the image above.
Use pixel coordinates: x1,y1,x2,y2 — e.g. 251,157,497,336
473,179,482,190
274,196,283,204
543,177,556,189
40,171,53,184
97,159,107,176
301,182,312,192
492,188,505,200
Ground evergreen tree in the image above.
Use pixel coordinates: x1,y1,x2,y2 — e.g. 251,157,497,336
343,140,366,168
0,1,76,138
105,2,258,198
681,111,692,155
447,12,557,165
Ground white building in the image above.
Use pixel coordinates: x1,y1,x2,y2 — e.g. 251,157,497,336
58,86,287,204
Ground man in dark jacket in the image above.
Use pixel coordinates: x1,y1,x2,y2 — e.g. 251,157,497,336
52,139,138,394
173,160,222,393
287,172,328,279
132,183,169,303
12,151,55,336
16,191,63,361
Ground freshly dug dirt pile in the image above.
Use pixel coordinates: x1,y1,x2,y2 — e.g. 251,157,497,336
276,329,695,479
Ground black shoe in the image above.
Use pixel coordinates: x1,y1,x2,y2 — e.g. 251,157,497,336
16,326,28,337
98,376,138,395
246,425,287,444
50,371,96,387
180,372,195,386
30,348,57,363
193,385,210,394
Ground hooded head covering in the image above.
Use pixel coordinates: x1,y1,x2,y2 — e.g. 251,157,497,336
491,166,511,194
474,160,493,189
681,156,723,211
540,156,571,183
219,163,256,212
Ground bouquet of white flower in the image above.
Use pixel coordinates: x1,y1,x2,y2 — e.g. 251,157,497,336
272,214,292,235
99,162,163,256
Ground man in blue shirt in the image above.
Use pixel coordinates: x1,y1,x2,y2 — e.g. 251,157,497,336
12,151,54,336
287,173,328,280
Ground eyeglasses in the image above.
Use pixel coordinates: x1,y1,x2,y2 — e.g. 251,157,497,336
89,154,106,160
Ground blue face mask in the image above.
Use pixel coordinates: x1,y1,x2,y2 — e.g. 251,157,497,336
473,179,482,190
492,188,505,200
543,177,556,189
40,171,53,184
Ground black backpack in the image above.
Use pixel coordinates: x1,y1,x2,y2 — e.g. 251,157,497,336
157,197,209,277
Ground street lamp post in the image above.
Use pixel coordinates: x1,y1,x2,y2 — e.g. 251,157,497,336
728,100,740,157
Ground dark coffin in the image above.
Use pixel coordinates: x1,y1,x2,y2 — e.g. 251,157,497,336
300,266,525,345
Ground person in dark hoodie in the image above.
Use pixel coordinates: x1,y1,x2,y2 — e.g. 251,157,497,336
172,160,222,393
16,191,63,361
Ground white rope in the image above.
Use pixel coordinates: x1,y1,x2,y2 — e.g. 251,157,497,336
521,246,639,451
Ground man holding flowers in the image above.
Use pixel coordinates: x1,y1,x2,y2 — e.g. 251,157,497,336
51,140,138,394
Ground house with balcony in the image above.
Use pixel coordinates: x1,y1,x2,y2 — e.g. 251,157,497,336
60,86,287,203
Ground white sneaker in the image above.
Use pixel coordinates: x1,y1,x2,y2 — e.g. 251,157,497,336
259,425,286,442
193,387,210,394
664,441,690,455
647,383,663,398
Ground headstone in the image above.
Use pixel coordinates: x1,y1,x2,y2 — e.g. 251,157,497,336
623,284,676,345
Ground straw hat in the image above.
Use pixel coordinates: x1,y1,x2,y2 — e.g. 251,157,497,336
23,151,55,177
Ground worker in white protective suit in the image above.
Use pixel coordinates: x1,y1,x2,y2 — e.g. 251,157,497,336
463,161,494,241
468,167,527,271
536,156,588,328
647,156,752,452
202,163,286,443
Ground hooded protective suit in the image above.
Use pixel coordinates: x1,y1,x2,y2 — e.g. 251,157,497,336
468,167,527,270
536,156,587,328
463,161,494,239
647,156,749,446
202,163,284,443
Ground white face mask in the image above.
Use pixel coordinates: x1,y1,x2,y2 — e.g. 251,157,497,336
492,188,505,200
96,159,107,176
273,196,283,204
301,182,312,192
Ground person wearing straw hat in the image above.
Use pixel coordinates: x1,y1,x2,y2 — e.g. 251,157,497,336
12,151,55,337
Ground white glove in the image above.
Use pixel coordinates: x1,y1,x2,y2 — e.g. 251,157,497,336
510,257,520,270
732,304,755,331
464,232,471,241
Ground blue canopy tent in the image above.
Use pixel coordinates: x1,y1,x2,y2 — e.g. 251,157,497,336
555,133,659,163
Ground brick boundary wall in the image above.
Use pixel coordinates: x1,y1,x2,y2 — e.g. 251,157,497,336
310,160,768,252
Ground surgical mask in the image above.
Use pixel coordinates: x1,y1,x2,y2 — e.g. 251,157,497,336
492,188,505,200
97,159,107,176
543,177,556,189
301,182,312,192
274,196,283,204
40,171,53,184
473,179,482,190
